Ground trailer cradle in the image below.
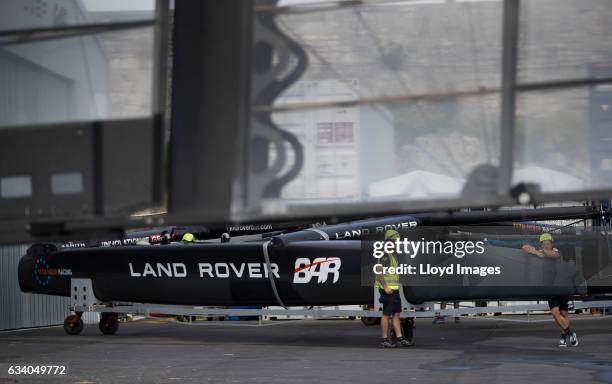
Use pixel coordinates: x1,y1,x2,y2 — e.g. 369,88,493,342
62,278,611,338
70,301,612,319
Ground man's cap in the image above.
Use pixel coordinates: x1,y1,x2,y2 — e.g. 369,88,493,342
181,233,196,243
385,229,400,240
539,233,553,242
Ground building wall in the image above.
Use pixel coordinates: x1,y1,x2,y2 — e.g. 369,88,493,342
275,79,393,200
0,1,115,127
0,245,70,331
359,105,395,197
0,49,74,126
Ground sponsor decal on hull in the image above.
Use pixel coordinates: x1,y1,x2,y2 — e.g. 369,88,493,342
293,258,341,284
332,221,418,239
128,262,280,279
33,256,72,287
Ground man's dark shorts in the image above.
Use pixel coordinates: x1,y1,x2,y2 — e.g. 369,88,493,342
548,296,569,311
379,289,402,316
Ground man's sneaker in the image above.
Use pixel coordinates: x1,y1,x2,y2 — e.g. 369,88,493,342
379,339,396,348
397,337,413,347
568,331,579,347
432,316,445,324
558,334,568,347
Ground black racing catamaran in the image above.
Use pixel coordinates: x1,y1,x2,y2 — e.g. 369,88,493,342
18,205,612,335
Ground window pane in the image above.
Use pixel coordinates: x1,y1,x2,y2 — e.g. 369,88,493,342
51,172,83,195
272,90,500,202
518,0,612,83
514,86,612,192
334,122,354,144
274,0,502,101
0,27,154,128
0,175,32,198
316,122,334,145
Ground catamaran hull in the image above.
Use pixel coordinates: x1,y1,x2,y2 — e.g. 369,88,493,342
19,239,597,306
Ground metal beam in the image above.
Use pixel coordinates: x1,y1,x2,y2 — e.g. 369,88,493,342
498,0,520,195
152,0,171,205
71,300,612,319
168,0,253,222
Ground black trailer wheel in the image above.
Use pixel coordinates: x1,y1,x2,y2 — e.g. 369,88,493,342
63,314,84,335
99,313,119,335
360,317,380,326
402,318,414,344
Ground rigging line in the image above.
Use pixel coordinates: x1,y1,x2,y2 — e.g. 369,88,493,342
0,20,155,47
351,7,408,89
276,18,364,98
253,74,612,113
549,219,586,233
262,241,287,309
257,0,450,15
253,86,499,112
256,0,363,15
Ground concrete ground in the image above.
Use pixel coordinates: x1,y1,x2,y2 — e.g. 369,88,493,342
1,315,611,384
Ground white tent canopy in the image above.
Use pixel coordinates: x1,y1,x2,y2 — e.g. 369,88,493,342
369,166,587,199
513,165,586,192
368,170,464,199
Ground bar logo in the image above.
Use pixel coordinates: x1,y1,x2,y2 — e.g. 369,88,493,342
293,258,341,284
